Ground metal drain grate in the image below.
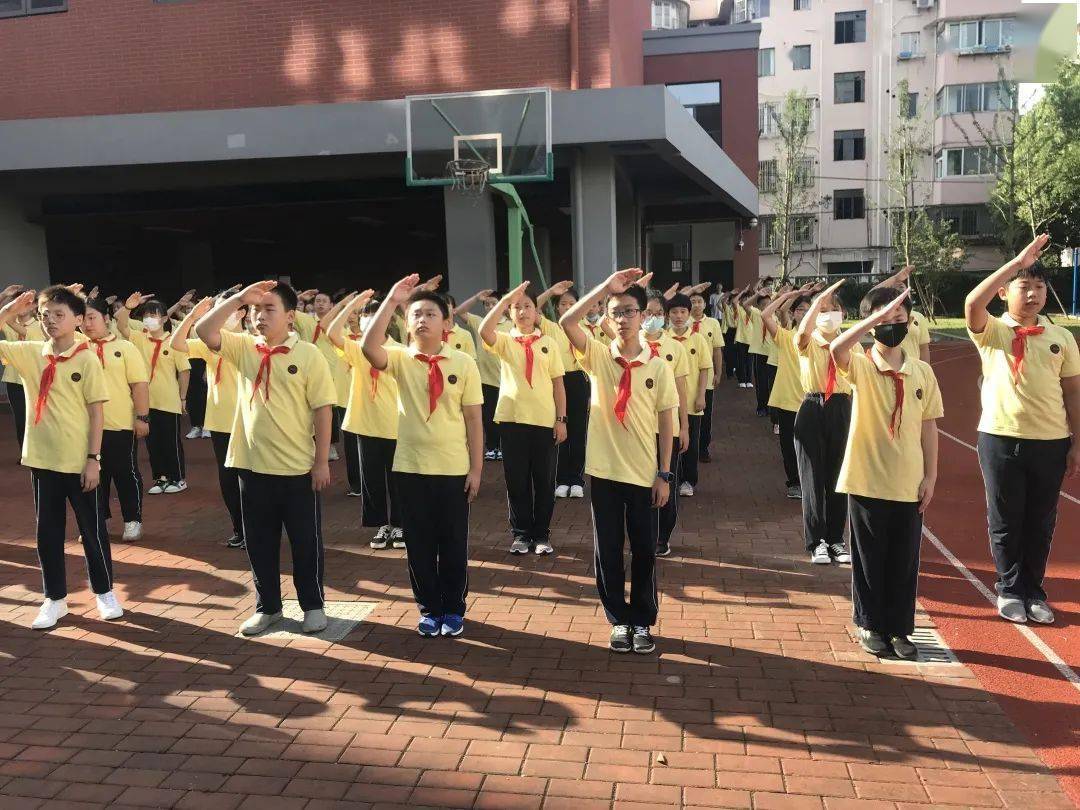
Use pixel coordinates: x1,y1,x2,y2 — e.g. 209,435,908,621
238,600,377,642
879,626,958,664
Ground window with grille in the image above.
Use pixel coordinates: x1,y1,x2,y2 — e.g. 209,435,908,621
834,72,865,103
792,45,811,70
758,160,778,192
901,92,919,119
759,216,777,251
0,0,67,17
651,0,689,30
833,130,865,161
794,0,810,9
758,102,780,137
835,11,866,44
758,48,775,77
898,32,921,56
792,216,816,243
833,189,865,220
733,0,770,23
939,205,991,237
944,18,1013,51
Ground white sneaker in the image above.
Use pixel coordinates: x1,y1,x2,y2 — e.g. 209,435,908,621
121,521,143,542
1026,600,1055,624
390,528,406,549
773,424,780,435
96,591,124,621
200,428,212,439
678,482,694,497
302,608,328,633
997,596,1027,623
534,541,554,555
147,479,166,495
185,427,201,439
554,485,570,499
510,539,530,554
569,485,584,499
828,543,851,564
811,542,831,565
746,382,754,388
31,598,68,630
328,446,340,461
162,480,187,494
239,611,283,636
370,526,390,550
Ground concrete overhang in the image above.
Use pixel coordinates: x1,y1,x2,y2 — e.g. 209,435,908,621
0,86,756,218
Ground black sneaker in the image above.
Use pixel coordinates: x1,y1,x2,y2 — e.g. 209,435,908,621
609,624,632,653
226,535,245,549
631,626,655,654
889,635,918,660
857,627,889,656
656,543,671,557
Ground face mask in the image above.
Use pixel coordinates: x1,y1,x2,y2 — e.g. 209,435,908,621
358,316,373,333
816,312,842,333
872,321,909,348
585,312,601,324
642,315,665,334
142,317,161,332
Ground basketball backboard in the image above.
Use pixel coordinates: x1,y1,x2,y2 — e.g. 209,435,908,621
405,87,553,186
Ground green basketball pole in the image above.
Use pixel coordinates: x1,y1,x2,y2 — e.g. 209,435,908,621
491,182,551,315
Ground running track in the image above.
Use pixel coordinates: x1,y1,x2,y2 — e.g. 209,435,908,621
920,335,1080,805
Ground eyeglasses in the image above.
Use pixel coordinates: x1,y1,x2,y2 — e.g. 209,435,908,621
609,307,641,320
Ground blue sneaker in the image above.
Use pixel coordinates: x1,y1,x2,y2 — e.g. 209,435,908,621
418,616,442,637
440,615,464,637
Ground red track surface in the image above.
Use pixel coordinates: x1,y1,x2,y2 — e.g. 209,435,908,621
920,337,1080,805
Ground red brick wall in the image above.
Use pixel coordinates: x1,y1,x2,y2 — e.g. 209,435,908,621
608,0,651,88
0,0,645,121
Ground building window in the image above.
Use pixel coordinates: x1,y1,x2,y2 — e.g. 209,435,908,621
834,71,865,104
935,82,1016,116
835,11,866,44
0,0,67,17
794,0,810,9
668,81,723,143
792,45,811,70
901,92,919,119
758,160,778,192
733,0,769,23
833,130,865,161
898,31,921,56
651,0,689,30
759,216,777,251
833,189,865,220
758,48,775,77
934,146,1002,177
942,17,1013,52
792,216,816,244
938,205,992,237
758,102,779,137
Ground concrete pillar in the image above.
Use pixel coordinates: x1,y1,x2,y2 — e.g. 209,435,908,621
0,196,49,292
571,146,617,291
444,187,497,302
615,169,638,270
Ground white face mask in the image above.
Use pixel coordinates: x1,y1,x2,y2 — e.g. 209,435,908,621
816,311,842,333
585,312,601,324
358,316,373,333
642,315,665,334
142,316,162,332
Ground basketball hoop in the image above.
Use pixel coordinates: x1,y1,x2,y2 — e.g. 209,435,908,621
446,158,490,199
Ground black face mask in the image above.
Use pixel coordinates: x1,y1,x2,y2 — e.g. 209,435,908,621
872,321,909,348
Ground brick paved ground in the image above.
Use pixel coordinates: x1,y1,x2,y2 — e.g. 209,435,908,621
0,381,1071,809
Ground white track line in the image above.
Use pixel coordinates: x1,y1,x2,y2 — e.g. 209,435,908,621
922,525,1080,695
939,429,1080,507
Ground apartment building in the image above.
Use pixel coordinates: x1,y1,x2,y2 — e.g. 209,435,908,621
680,0,1023,279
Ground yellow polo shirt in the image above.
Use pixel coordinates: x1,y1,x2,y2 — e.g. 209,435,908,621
0,340,108,474
294,311,350,407
341,336,399,440
644,331,688,433
486,329,565,428
692,316,725,350
578,338,678,488
129,322,190,415
837,348,944,502
538,314,580,374
734,307,751,344
969,313,1080,441
444,324,477,360
183,338,240,435
2,324,22,384
465,312,511,385
768,327,806,412
383,343,483,475
669,330,713,415
747,308,767,355
85,334,148,431
901,309,932,360
218,330,337,476
798,333,852,396
581,320,611,345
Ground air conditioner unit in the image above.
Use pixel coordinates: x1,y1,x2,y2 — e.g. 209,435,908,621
914,0,933,9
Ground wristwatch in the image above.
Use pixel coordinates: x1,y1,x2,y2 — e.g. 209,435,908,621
555,416,567,424
86,453,101,463
135,414,150,424
656,471,674,483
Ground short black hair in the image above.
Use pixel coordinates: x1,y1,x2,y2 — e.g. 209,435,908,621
609,284,647,312
443,293,457,308
513,290,538,308
860,285,911,318
665,293,692,313
789,295,813,312
645,289,665,304
1014,264,1051,284
85,296,110,319
408,290,450,319
360,300,381,316
556,286,580,303
268,283,299,312
39,285,86,317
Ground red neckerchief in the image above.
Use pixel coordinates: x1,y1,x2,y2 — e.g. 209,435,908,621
876,363,905,439
369,366,380,400
692,320,701,334
213,357,223,386
348,332,361,341
251,343,290,403
35,343,89,425
1009,325,1045,384
647,340,661,359
613,355,644,428
89,335,113,366
823,356,837,401
312,323,324,344
147,336,165,380
441,328,452,343
671,333,688,344
415,352,447,419
514,334,541,387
